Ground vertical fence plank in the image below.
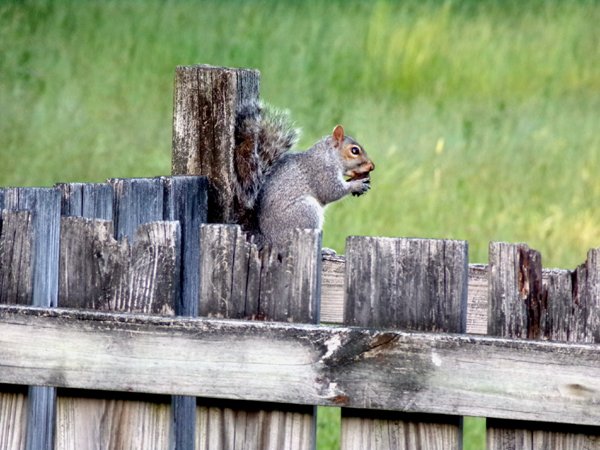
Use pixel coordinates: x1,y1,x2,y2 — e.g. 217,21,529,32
0,211,34,306
0,210,34,450
0,385,27,450
3,188,61,308
197,224,321,449
3,188,61,450
163,176,208,318
487,242,600,449
163,175,208,449
59,182,113,220
341,236,468,450
171,64,260,224
55,178,191,450
55,218,180,449
110,177,164,240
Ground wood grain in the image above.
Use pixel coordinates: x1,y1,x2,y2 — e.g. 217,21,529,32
0,211,32,450
58,182,113,220
342,237,468,450
197,224,321,449
0,305,598,427
487,242,600,450
163,175,208,449
0,387,26,450
0,211,34,306
2,187,61,450
171,64,260,224
55,178,185,450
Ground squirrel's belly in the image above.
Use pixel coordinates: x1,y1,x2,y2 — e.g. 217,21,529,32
299,195,324,230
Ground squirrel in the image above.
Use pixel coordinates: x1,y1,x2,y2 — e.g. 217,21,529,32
233,100,375,249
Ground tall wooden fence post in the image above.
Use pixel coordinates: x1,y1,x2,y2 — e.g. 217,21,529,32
341,236,468,450
171,63,260,448
172,64,260,224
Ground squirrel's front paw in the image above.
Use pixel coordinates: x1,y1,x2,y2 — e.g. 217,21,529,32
351,178,371,197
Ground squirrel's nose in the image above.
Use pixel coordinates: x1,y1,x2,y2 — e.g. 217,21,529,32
369,161,375,171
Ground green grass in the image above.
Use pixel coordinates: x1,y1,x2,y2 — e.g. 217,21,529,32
1,0,598,448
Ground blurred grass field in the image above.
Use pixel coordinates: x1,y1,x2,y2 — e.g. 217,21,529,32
1,0,599,448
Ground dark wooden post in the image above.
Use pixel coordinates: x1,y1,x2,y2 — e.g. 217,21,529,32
172,64,260,224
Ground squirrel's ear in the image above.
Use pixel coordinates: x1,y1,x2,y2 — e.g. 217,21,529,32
332,125,345,145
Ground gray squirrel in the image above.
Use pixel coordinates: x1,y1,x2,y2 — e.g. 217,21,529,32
233,101,375,248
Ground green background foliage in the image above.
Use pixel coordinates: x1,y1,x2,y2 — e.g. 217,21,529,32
1,1,599,447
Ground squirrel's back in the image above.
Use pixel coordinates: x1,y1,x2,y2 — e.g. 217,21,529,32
233,101,299,233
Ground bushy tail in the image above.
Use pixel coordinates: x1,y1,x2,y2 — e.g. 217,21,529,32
234,100,299,232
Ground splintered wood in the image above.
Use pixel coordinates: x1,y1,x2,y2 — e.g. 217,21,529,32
487,242,600,450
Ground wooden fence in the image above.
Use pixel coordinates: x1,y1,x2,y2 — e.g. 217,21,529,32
0,64,599,450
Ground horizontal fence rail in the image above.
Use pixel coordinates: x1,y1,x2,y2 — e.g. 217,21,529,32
0,305,599,427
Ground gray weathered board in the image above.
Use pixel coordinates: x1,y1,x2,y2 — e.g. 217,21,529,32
487,242,600,449
341,236,467,450
1,188,61,450
0,305,598,427
0,210,32,449
197,224,321,449
58,178,177,450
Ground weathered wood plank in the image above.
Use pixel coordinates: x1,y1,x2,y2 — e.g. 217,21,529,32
58,182,113,220
2,188,61,308
56,188,181,450
163,176,208,317
163,176,208,449
487,242,600,449
0,210,31,449
0,386,27,450
198,224,321,449
0,305,599,426
199,225,321,322
171,64,260,223
571,248,600,344
344,237,467,331
196,399,315,450
342,237,468,450
59,218,180,315
258,228,321,323
56,393,171,450
0,211,34,305
109,177,164,241
467,264,488,335
2,187,61,450
321,255,345,323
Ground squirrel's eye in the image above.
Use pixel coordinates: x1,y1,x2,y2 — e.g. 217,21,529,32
350,146,361,156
